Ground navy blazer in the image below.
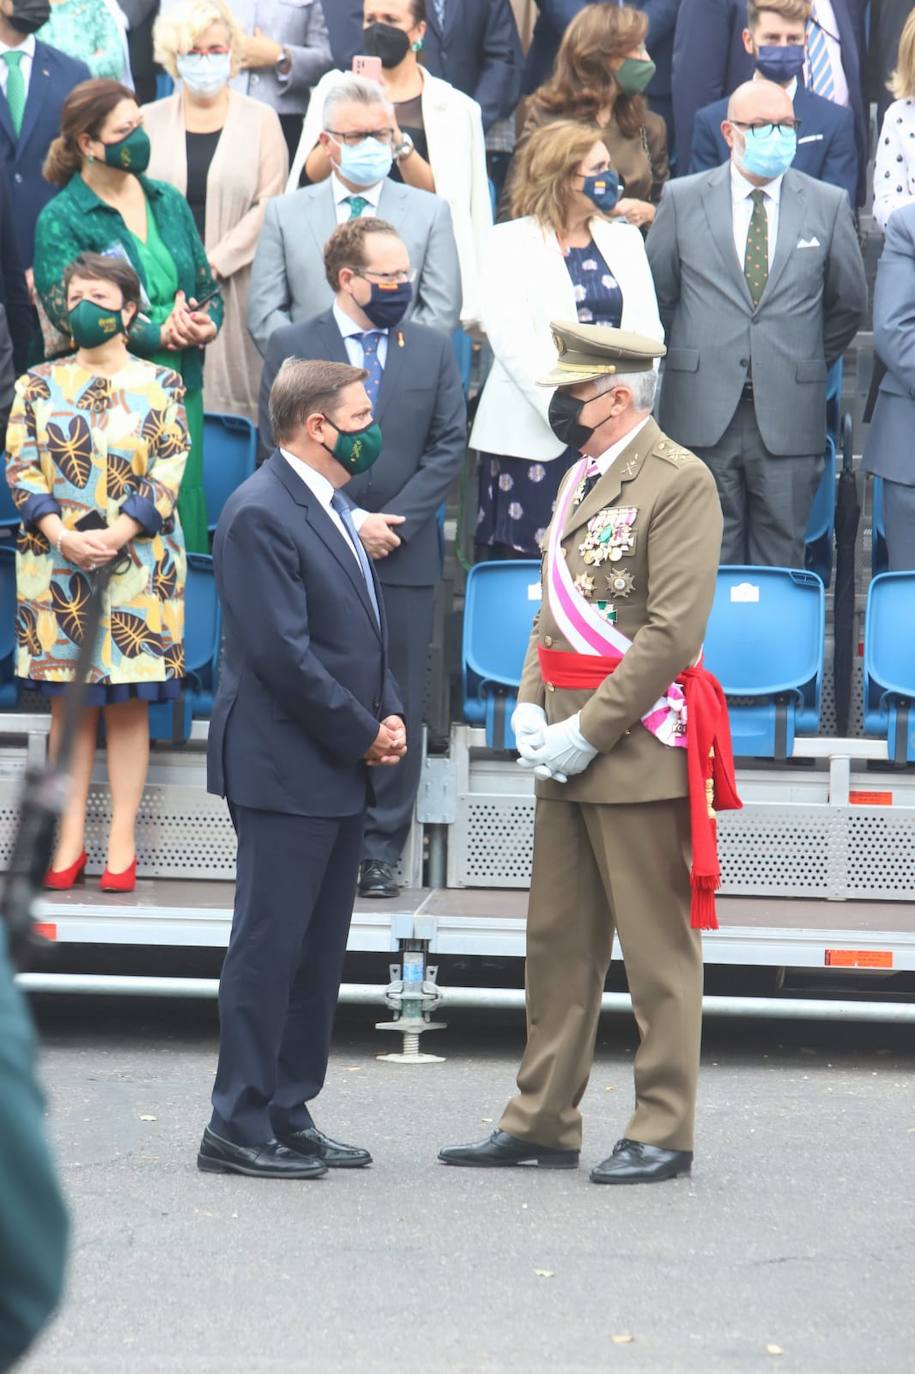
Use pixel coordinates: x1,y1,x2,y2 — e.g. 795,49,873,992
207,452,403,817
0,160,37,373
688,83,858,205
0,41,91,267
258,308,467,589
523,0,679,110
672,0,867,203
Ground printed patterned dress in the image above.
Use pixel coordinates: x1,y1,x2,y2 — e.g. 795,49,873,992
475,240,625,557
5,357,188,704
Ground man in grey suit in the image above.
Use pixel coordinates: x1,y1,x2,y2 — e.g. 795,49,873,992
247,75,461,356
864,203,915,571
258,217,466,898
647,78,866,567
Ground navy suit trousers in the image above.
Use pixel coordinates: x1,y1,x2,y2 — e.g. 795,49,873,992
210,803,365,1145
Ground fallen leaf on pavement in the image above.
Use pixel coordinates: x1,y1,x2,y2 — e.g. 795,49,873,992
481,1117,493,1123
766,1344,784,1357
533,1269,554,1279
611,1334,635,1345
139,1115,157,1122
605,1086,617,1092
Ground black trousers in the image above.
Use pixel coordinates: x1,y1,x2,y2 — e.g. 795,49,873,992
362,584,434,866
209,802,365,1145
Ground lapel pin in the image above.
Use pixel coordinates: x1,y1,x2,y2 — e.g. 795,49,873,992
396,330,404,348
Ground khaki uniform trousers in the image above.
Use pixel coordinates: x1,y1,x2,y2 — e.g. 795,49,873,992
500,796,704,1153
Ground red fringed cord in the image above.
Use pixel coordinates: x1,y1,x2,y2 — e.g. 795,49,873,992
679,667,743,930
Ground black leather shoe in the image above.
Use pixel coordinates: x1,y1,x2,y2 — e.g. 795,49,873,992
197,1126,328,1179
439,1129,579,1169
276,1125,372,1168
358,860,400,899
590,1138,692,1185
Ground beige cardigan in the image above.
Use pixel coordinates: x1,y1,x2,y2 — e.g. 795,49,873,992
143,90,288,423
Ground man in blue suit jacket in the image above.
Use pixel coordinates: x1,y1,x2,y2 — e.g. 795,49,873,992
258,217,466,900
672,0,866,203
201,357,406,1179
688,2,858,204
0,1,91,267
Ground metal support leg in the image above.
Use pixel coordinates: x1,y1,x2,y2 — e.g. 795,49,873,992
376,937,447,1063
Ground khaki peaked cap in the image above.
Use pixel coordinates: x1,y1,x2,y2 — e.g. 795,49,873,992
539,321,667,387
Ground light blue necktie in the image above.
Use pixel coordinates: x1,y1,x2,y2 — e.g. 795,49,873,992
806,6,835,100
331,491,381,627
432,0,446,28
357,330,384,411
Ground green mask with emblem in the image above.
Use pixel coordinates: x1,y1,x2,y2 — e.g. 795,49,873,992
100,124,151,173
321,415,383,475
68,298,126,348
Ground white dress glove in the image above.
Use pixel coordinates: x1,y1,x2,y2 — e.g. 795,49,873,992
524,711,598,784
511,702,548,763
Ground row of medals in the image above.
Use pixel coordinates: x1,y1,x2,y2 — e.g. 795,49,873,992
572,497,637,628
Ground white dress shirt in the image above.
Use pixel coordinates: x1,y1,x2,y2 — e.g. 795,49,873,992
331,172,382,225
595,415,652,476
0,33,35,98
730,160,783,271
280,448,361,566
332,298,389,369
807,0,849,108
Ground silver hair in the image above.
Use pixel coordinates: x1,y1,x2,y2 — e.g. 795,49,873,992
322,74,395,130
591,367,658,413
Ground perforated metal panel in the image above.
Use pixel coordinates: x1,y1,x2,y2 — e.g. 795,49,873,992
716,806,839,897
844,808,915,900
449,796,535,887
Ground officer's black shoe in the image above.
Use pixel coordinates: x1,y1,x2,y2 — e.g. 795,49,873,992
197,1126,328,1179
590,1138,692,1185
438,1129,579,1169
358,860,400,898
276,1125,372,1168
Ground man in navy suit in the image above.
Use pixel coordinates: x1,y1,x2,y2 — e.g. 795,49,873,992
258,217,466,900
0,0,90,268
689,0,858,205
200,357,406,1179
672,0,866,203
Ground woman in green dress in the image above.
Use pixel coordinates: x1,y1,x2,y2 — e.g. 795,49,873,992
33,78,222,552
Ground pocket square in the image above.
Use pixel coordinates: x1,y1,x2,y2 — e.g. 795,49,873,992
797,133,824,144
797,236,821,248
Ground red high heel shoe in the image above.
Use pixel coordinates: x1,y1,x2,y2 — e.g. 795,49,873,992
44,851,87,891
99,858,137,893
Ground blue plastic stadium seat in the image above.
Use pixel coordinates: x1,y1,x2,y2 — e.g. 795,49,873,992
804,434,836,586
0,545,20,708
203,413,257,536
863,572,915,763
703,566,825,758
872,476,888,576
452,330,473,395
148,553,221,742
462,560,540,750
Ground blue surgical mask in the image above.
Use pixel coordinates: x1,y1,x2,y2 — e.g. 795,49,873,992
580,168,622,213
176,51,232,96
754,43,805,84
336,137,393,188
739,124,797,180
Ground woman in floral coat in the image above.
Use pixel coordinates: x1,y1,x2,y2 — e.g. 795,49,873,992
6,253,187,893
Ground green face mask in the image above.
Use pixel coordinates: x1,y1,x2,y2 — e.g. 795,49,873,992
68,298,126,349
615,57,656,95
321,415,383,475
100,124,151,174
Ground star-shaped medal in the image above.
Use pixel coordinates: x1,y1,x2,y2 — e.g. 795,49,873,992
574,572,596,596
607,570,635,597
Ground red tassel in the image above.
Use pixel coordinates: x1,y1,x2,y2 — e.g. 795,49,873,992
690,876,720,931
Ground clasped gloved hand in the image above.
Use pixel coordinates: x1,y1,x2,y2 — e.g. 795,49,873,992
520,711,598,784
511,702,547,762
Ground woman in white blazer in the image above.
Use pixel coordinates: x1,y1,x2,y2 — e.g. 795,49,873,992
473,119,664,557
286,0,491,327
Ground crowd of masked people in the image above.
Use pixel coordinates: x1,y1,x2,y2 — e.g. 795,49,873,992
0,0,914,962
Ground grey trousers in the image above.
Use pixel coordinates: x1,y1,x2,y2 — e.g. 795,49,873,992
884,478,915,571
693,398,824,567
363,583,434,866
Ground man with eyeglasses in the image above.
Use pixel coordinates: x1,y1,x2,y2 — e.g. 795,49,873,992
689,0,857,208
257,216,466,897
247,73,460,355
647,77,865,568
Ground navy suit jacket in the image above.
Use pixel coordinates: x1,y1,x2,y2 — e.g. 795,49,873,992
523,0,679,109
321,0,522,131
689,83,858,205
207,452,403,816
672,0,867,203
0,41,91,267
258,308,467,588
0,161,37,375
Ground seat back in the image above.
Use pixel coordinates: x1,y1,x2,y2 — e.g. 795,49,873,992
704,566,825,757
202,413,257,535
863,572,915,761
0,545,19,707
462,560,540,748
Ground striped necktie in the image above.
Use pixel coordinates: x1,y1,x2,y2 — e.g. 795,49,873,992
2,51,26,138
806,6,835,100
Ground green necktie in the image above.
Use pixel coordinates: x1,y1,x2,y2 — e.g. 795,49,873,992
346,195,369,219
2,51,25,139
743,188,769,308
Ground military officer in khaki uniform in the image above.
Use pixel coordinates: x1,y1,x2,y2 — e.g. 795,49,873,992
440,323,738,1184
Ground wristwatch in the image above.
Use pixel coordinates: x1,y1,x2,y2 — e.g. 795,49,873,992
275,44,292,76
393,132,415,163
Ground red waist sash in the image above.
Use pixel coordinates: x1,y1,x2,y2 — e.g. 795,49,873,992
537,645,742,931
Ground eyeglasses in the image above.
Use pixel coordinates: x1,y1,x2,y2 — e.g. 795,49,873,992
350,267,416,284
187,45,230,55
326,127,395,148
730,119,801,135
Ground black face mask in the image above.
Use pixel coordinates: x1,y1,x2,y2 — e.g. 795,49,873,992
7,0,51,34
362,21,411,69
548,391,593,449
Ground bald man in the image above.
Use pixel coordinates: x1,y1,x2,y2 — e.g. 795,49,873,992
647,78,865,568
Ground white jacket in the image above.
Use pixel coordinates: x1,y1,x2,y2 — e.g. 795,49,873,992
470,215,665,460
287,67,491,327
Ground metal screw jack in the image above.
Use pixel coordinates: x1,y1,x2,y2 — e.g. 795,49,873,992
376,940,446,1063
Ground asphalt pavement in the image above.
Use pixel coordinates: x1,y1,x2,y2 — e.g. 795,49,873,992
15,997,915,1374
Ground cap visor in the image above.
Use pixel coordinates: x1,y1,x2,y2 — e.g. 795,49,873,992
537,365,610,387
